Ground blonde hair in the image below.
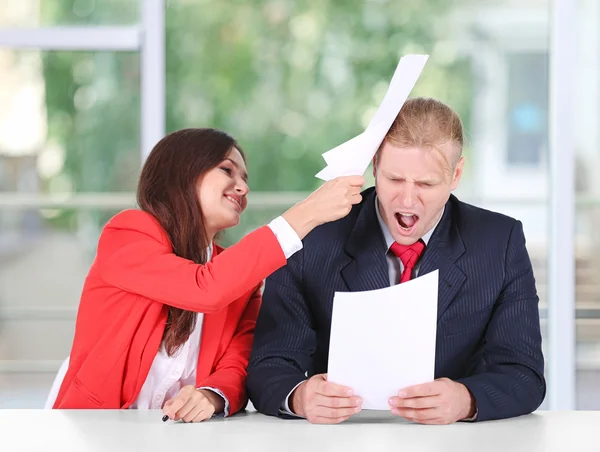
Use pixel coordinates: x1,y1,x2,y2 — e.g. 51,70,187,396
378,97,464,170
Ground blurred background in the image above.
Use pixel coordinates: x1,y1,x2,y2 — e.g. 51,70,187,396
0,0,597,410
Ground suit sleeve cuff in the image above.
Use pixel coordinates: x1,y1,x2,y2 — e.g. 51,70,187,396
461,410,478,422
268,216,303,259
198,387,230,417
279,380,306,418
456,376,484,421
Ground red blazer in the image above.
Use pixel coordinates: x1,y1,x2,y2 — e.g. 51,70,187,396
53,209,286,414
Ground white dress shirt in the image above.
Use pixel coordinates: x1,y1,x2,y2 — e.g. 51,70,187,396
45,216,303,415
280,196,443,416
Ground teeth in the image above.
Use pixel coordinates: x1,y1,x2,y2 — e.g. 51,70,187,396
226,195,240,206
398,213,414,217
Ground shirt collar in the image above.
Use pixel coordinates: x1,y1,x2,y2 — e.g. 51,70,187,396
375,194,444,252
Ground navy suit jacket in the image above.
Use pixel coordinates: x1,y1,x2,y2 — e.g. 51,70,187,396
247,187,546,421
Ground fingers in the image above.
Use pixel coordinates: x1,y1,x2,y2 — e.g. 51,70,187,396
391,379,463,425
192,408,214,423
301,374,362,424
306,403,361,425
181,401,206,423
309,415,353,424
345,175,365,187
391,407,444,424
398,381,442,398
332,175,365,187
347,184,363,193
344,182,363,198
162,386,216,423
162,391,192,420
314,394,362,409
348,186,362,196
314,378,354,398
176,396,200,421
389,382,442,424
183,397,215,423
389,395,441,409
311,393,362,420
350,193,362,205
346,182,363,205
318,405,362,419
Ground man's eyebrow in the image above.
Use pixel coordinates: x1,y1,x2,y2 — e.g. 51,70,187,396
383,171,404,180
415,177,439,183
383,171,439,183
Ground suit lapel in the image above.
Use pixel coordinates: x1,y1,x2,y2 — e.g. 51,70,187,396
196,244,228,380
341,189,390,292
341,191,467,321
419,196,467,320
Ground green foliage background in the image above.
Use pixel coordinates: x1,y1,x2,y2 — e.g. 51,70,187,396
39,0,471,244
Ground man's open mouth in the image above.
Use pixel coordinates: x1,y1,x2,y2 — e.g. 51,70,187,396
395,212,419,231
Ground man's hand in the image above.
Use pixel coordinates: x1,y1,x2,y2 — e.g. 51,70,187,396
388,378,476,425
290,374,362,424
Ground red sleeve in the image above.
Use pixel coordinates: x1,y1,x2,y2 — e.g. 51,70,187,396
196,286,262,415
97,210,285,314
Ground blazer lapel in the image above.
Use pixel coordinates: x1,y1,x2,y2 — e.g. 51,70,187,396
418,196,467,320
341,189,390,292
196,311,227,380
196,244,228,380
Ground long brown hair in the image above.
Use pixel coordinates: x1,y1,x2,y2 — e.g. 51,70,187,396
137,128,244,356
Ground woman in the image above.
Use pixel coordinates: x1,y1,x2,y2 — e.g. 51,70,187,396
49,128,363,422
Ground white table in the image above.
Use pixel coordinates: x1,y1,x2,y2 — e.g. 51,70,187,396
3,409,599,452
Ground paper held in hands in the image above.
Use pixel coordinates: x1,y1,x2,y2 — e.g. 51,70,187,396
315,54,429,181
327,270,438,410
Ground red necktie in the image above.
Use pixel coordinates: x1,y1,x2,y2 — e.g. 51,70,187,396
390,240,426,283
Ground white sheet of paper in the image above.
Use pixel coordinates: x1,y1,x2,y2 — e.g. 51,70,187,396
315,54,429,181
327,270,438,410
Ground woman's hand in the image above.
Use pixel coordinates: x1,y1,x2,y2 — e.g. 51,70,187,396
283,175,364,239
162,385,224,423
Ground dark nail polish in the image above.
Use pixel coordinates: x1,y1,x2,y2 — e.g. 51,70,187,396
162,415,169,422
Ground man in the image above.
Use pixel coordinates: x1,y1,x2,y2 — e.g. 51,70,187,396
247,97,546,424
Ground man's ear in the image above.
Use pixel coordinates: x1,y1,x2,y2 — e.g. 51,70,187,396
451,156,465,190
372,155,378,178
